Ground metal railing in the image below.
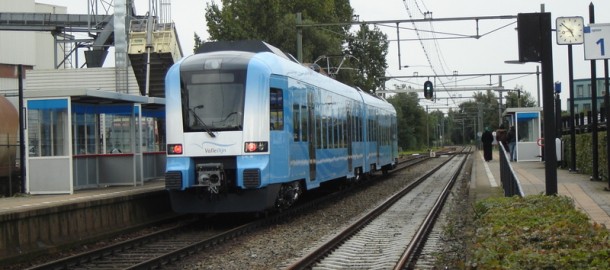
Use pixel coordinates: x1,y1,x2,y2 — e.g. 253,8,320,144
498,143,524,197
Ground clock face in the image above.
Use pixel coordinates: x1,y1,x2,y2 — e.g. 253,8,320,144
556,16,584,45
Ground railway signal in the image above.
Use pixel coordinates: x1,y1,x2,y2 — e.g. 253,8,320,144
423,80,434,99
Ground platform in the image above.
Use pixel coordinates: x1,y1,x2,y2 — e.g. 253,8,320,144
0,179,165,214
471,148,610,228
0,180,173,260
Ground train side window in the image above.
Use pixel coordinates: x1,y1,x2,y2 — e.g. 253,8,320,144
320,117,326,148
341,119,348,148
383,126,390,145
367,119,372,142
385,124,389,145
334,118,339,148
353,115,358,142
316,114,323,148
351,112,356,143
323,117,329,148
335,117,340,148
365,119,369,142
372,119,376,142
328,116,335,148
358,116,364,142
301,105,308,142
333,117,339,148
373,120,378,142
354,115,359,142
332,116,338,148
270,88,284,130
379,121,383,145
370,120,374,142
381,117,385,145
293,103,300,141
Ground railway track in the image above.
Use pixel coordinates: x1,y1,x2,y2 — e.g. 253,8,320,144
286,147,471,269
24,149,459,270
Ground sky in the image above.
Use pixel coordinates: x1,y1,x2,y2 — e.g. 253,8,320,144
36,0,610,111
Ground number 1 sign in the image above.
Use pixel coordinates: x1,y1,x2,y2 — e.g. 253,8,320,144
584,23,610,60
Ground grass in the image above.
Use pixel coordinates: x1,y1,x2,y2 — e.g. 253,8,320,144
470,195,610,269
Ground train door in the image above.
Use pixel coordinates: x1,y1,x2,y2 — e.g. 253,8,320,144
375,112,380,167
307,91,316,181
392,116,397,163
346,107,353,173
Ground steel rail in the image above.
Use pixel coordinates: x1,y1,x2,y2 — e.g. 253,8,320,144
284,151,459,270
394,147,471,269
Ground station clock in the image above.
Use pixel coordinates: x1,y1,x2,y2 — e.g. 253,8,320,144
556,16,584,45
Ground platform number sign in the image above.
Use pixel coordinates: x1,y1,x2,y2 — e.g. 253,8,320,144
584,23,610,60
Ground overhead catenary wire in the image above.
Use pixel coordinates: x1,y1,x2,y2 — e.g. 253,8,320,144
402,0,459,107
394,0,528,108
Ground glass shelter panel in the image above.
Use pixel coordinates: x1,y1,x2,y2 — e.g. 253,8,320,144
516,112,540,142
70,104,169,155
72,112,97,155
106,114,133,153
27,99,68,157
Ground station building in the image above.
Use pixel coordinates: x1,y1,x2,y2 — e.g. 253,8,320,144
568,78,609,114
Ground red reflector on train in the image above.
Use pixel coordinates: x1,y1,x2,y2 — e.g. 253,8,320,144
168,144,183,155
244,142,268,153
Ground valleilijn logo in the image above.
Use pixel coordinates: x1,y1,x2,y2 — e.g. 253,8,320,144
194,142,235,154
204,148,227,154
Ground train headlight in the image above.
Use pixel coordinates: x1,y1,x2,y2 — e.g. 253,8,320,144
204,59,222,69
167,144,183,155
244,141,268,153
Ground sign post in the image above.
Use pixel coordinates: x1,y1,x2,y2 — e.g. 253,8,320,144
585,23,610,191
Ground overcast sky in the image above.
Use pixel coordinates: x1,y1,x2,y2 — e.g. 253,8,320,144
37,0,610,110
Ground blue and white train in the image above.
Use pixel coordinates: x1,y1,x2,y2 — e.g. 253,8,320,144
164,41,398,213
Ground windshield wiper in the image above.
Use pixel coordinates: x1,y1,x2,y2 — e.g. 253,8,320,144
188,105,216,138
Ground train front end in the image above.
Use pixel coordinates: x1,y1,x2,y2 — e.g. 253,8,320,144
164,51,276,213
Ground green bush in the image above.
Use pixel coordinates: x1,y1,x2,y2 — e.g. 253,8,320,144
471,195,610,269
562,133,608,179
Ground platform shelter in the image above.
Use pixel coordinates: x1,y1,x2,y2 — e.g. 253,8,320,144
24,89,165,194
502,107,543,162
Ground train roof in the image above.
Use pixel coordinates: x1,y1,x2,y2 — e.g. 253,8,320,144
192,40,395,113
252,51,394,113
196,40,296,62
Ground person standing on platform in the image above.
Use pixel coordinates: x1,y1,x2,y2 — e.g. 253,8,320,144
495,125,508,152
481,127,494,161
507,126,517,161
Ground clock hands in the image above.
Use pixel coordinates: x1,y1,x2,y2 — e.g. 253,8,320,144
561,22,575,37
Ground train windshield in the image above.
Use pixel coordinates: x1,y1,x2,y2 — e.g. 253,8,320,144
181,70,246,132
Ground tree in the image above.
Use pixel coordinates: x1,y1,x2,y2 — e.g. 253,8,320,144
194,33,203,54
202,0,352,63
428,110,446,147
457,90,500,140
505,85,537,108
344,24,389,93
386,85,427,151
447,108,476,145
